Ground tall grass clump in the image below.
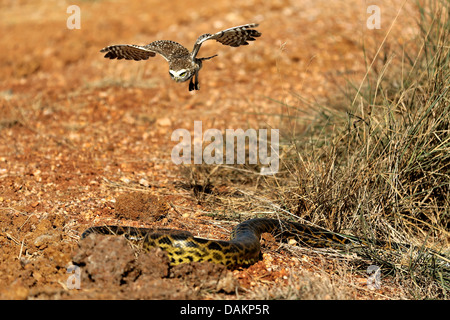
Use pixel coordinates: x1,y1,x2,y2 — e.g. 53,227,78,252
272,0,449,298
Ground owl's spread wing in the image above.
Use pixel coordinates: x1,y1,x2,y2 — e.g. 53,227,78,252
100,40,189,62
191,23,261,59
100,45,157,61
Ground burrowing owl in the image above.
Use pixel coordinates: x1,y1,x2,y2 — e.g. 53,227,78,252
100,24,261,91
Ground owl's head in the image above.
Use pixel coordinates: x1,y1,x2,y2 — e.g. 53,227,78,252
169,69,193,83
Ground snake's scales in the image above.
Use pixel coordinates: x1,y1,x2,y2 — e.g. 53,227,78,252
81,218,399,267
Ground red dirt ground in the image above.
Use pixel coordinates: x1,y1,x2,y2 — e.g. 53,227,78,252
0,0,418,299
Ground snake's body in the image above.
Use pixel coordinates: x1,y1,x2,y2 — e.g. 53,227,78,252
81,218,375,267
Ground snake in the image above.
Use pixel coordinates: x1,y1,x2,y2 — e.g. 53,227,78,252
81,218,393,268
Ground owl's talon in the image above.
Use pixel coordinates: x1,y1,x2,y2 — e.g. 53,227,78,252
189,79,195,91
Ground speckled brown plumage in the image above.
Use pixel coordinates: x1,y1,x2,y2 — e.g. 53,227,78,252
100,24,261,91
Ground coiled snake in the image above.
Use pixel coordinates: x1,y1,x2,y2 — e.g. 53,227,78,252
81,218,390,267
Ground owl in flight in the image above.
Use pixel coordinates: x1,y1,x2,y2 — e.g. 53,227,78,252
100,24,261,91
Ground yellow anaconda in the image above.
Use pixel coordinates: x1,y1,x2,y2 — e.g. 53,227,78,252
81,218,385,267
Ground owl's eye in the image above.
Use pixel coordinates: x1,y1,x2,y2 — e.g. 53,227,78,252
179,71,187,77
